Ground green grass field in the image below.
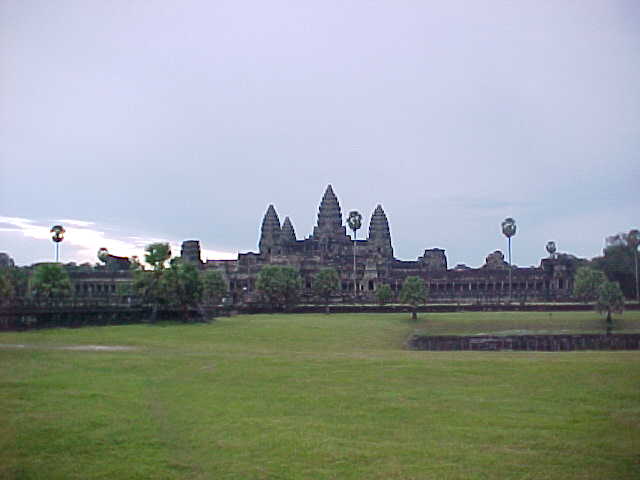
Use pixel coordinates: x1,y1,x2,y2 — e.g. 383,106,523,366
1,311,639,479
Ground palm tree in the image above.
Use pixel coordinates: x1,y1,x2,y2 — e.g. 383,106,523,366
50,225,65,263
501,218,516,302
347,210,362,299
546,241,557,258
97,247,109,263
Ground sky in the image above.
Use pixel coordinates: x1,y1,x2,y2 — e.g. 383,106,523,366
1,1,638,268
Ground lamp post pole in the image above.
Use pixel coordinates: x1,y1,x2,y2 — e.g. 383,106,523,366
50,225,65,263
353,233,357,297
501,218,516,303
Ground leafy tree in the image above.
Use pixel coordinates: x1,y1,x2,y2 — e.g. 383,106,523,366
573,267,607,302
201,269,227,306
313,268,340,314
399,276,426,320
129,256,143,271
628,229,639,302
0,270,15,306
162,258,202,320
376,284,393,306
6,267,30,299
144,243,171,270
115,280,133,298
133,242,173,320
592,231,638,298
256,265,301,311
30,263,71,301
133,270,159,302
596,281,625,334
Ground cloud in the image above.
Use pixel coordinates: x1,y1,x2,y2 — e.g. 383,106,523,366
57,218,96,227
0,216,50,240
0,216,237,266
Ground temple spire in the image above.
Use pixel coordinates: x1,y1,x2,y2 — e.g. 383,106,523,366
281,216,297,243
368,204,393,258
259,204,281,254
314,184,343,236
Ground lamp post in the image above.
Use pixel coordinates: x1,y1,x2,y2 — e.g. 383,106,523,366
50,225,65,263
501,218,516,302
628,229,639,303
347,210,362,300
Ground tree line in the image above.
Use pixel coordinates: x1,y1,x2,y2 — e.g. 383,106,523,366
254,264,426,319
0,243,228,322
0,242,428,321
1,226,638,326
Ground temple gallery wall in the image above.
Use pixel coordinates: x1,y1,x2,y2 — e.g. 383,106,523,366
173,185,574,304
71,185,576,303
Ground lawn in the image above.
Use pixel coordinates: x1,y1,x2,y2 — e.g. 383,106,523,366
1,312,639,479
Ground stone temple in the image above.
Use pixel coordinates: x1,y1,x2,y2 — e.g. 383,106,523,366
186,185,576,303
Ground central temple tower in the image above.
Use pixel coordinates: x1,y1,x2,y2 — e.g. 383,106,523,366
256,184,394,260
312,185,347,240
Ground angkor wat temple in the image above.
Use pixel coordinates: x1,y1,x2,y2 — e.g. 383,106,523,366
188,185,576,303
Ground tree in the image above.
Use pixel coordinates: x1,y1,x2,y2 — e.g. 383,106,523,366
144,242,171,270
313,268,340,314
202,269,227,306
133,270,156,303
573,267,607,302
376,284,393,306
115,280,133,298
162,258,203,320
133,242,173,321
399,276,426,320
130,256,143,271
596,281,625,334
0,270,15,306
592,230,638,298
628,229,639,302
347,210,362,298
256,265,301,311
30,263,71,301
5,267,29,299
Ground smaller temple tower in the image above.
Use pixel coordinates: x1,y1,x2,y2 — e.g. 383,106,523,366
367,205,394,258
259,204,282,255
281,216,297,243
181,240,203,266
418,248,447,271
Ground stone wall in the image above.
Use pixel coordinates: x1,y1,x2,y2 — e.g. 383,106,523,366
407,333,640,351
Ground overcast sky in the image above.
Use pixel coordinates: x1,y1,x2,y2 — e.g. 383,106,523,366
1,1,638,268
